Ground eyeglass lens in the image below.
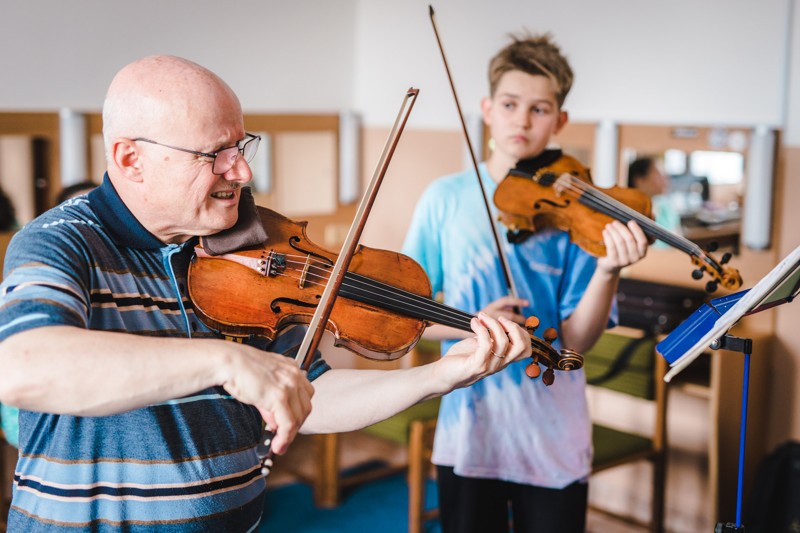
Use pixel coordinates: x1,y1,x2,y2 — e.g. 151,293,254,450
211,135,260,175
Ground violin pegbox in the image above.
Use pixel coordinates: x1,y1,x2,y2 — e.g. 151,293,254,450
524,316,557,385
524,315,584,385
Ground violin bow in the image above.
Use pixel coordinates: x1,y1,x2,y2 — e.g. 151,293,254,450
256,89,420,477
294,88,420,368
428,5,521,302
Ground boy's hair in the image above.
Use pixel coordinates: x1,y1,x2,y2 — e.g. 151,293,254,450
627,157,655,188
488,33,573,107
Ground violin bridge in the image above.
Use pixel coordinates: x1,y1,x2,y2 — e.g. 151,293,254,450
298,254,312,289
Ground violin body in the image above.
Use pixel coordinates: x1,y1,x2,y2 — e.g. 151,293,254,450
494,153,654,257
189,207,430,361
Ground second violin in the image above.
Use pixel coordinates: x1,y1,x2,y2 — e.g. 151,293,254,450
494,149,743,293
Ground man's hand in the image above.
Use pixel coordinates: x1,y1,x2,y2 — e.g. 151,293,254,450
435,313,532,390
597,220,649,274
219,344,314,455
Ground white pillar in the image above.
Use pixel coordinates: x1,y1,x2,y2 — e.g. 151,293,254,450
339,110,361,204
593,119,619,188
741,125,776,250
59,108,87,187
462,113,484,171
250,132,272,194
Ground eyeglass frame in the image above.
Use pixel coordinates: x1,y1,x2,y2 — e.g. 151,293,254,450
132,133,261,175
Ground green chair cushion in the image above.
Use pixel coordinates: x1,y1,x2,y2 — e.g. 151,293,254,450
361,397,441,445
583,333,657,399
592,423,652,468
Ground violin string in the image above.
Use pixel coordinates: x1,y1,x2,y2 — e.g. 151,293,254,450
266,265,562,359
209,252,560,359
555,176,731,277
262,255,475,331
553,174,713,258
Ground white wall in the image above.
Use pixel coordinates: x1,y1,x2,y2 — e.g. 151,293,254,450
0,0,357,113
786,0,800,145
1,0,794,131
354,0,791,129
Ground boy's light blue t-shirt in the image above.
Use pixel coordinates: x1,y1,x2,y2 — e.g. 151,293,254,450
402,164,614,488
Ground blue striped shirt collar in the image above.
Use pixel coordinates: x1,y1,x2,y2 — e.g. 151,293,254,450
91,173,192,251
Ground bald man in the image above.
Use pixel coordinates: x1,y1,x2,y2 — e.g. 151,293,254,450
0,56,532,531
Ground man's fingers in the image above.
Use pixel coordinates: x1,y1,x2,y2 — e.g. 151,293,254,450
499,318,532,360
478,313,510,360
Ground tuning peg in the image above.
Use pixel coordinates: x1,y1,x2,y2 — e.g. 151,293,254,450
525,362,541,379
706,241,719,252
706,280,718,293
525,316,541,334
542,367,555,386
721,252,732,265
543,327,558,344
692,269,704,280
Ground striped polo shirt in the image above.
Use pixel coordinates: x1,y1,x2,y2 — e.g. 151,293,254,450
0,174,326,532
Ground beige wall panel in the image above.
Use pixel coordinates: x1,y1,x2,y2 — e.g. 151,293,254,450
274,131,337,217
89,134,105,183
769,145,800,449
359,128,464,252
0,136,35,225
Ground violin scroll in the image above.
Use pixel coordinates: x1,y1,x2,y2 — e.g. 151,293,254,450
691,253,743,292
523,315,584,385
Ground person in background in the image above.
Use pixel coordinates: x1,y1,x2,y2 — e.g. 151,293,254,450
55,180,98,205
627,156,682,246
0,187,16,232
402,33,649,533
0,54,534,532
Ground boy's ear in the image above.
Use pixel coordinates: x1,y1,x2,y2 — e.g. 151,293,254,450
554,110,569,133
110,138,145,183
480,96,493,126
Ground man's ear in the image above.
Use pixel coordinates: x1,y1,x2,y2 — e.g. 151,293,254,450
110,138,144,183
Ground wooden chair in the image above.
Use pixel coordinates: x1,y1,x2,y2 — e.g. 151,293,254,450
308,399,440,533
308,341,441,533
585,331,668,533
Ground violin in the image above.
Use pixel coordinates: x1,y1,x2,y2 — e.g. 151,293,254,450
493,150,743,293
187,206,583,385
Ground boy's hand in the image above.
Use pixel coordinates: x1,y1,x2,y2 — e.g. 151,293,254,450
597,220,649,274
480,296,529,325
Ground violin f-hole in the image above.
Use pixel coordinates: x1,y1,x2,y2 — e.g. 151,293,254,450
534,198,571,210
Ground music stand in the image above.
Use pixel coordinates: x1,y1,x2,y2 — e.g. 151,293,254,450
656,245,800,532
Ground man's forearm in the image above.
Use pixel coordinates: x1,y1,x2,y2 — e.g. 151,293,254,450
0,326,227,416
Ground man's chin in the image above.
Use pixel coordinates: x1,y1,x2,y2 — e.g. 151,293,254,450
197,215,239,237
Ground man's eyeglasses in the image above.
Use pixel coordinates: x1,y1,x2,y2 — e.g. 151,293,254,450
132,133,261,175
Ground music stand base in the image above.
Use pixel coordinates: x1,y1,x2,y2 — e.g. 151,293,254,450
715,523,745,533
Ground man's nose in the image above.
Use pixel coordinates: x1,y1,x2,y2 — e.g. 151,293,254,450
224,154,253,184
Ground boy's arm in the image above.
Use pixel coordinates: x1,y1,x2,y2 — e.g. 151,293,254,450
561,220,648,352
